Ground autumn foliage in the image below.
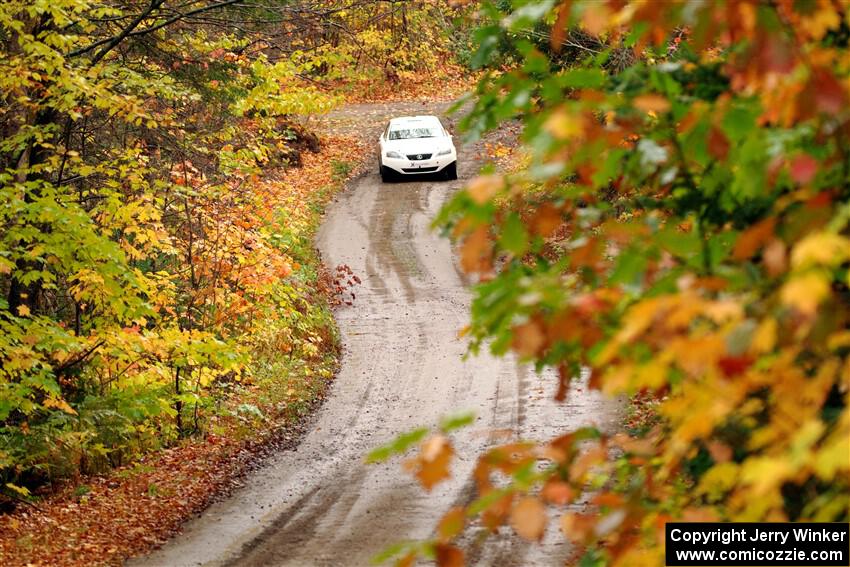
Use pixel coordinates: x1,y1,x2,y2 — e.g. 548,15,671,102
0,0,466,502
375,1,850,565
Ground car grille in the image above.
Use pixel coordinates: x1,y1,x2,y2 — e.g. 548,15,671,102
402,166,438,173
406,153,432,160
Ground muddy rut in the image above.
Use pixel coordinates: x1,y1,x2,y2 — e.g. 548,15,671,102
131,100,616,567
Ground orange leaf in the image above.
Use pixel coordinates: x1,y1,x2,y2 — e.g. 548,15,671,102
410,435,454,491
550,1,573,52
763,238,787,276
561,512,596,542
541,480,575,505
482,492,513,530
512,319,546,358
467,175,504,205
707,441,733,463
580,2,610,36
531,203,562,237
592,492,625,508
571,236,600,268
732,217,776,260
555,364,570,402
510,497,547,541
633,94,671,114
612,432,655,456
460,226,492,274
435,544,465,567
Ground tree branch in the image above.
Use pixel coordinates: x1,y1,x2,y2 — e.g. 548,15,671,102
67,0,247,61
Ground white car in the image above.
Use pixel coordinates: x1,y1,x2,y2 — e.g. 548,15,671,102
379,115,457,182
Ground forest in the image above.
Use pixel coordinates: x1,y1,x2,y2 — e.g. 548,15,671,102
1,0,849,566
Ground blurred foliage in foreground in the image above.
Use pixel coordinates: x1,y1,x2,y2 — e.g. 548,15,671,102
377,0,850,564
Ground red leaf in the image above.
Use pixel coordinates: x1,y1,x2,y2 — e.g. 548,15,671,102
790,154,818,184
812,69,847,114
718,355,753,377
707,127,730,160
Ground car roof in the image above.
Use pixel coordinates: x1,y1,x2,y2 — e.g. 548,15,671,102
388,115,441,128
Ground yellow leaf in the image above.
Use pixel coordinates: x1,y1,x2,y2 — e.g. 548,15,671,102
801,5,841,39
751,318,777,354
633,358,669,390
543,108,585,140
827,330,850,350
781,271,830,314
42,397,77,415
698,462,739,501
16,305,30,317
789,419,825,462
5,483,31,497
791,232,850,268
813,431,850,481
740,456,792,495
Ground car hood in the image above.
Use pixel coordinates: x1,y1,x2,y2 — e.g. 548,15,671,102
384,137,452,155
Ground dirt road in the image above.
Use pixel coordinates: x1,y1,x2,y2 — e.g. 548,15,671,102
132,100,616,567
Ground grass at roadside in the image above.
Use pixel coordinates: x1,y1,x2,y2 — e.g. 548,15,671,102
0,135,365,567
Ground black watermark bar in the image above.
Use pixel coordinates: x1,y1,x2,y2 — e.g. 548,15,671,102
666,522,849,566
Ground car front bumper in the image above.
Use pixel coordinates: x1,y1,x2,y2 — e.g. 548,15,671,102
382,154,455,175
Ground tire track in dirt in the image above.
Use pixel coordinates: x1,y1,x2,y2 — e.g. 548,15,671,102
130,100,617,567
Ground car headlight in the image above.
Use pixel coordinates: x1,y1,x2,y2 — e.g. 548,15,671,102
385,150,402,158
436,147,452,156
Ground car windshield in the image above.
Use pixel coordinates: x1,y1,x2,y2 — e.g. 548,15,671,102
388,126,439,140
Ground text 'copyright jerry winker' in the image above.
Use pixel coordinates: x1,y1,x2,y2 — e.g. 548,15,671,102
665,522,849,566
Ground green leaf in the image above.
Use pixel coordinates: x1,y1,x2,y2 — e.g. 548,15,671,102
440,412,476,432
655,226,701,262
366,427,429,463
558,68,608,89
609,248,648,287
499,213,529,256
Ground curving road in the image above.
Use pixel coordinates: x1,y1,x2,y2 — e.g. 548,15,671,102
131,100,616,567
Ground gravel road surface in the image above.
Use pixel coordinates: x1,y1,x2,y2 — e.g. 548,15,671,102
131,100,616,567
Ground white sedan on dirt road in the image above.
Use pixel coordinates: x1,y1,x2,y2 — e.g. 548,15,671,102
379,115,457,182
